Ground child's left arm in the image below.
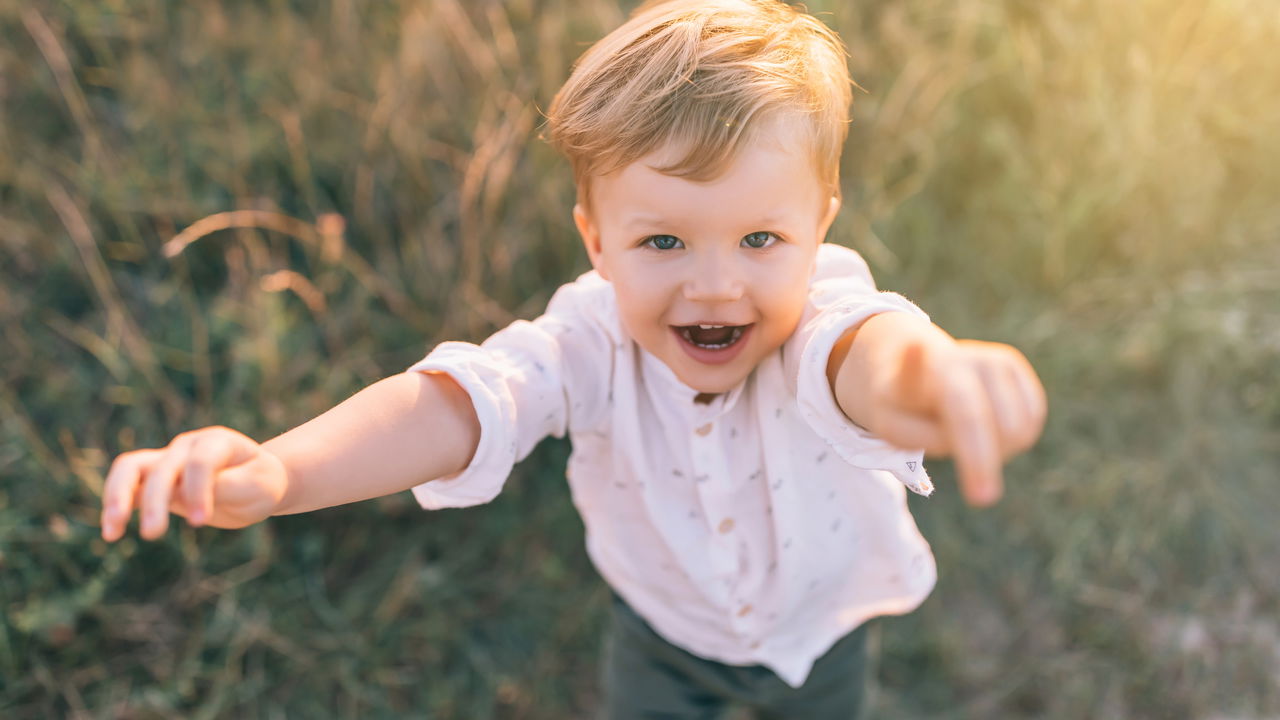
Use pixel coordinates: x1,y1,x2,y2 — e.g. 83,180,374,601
826,311,1047,507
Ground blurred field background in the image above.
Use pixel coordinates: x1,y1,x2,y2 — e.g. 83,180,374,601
3,0,1279,717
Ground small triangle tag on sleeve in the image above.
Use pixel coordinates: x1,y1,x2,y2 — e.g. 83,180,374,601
906,461,917,472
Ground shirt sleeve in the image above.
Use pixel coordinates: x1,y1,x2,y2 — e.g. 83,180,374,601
404,272,617,509
786,244,935,496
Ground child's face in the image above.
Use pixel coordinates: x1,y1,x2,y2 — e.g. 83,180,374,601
574,128,840,394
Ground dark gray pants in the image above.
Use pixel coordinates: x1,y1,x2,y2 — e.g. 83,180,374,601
599,592,871,720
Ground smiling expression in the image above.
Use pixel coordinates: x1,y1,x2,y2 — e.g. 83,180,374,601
574,124,841,395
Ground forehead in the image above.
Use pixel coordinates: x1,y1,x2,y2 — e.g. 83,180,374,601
590,129,829,230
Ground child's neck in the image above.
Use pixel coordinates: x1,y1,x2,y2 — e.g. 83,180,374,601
694,392,718,405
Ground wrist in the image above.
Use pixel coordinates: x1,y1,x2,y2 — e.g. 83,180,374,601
860,312,953,360
261,441,299,517
831,312,954,430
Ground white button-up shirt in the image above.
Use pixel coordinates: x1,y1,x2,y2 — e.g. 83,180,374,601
407,243,937,687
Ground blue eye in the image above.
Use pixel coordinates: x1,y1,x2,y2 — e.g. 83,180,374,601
742,231,778,249
644,235,683,250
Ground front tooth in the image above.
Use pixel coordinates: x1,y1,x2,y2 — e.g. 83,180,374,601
699,324,718,330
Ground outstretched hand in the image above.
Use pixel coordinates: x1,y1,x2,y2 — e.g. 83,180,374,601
868,339,1047,506
100,426,289,541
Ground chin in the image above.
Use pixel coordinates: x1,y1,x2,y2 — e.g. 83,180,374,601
677,369,747,395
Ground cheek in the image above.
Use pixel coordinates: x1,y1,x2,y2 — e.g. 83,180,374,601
751,257,810,310
609,261,673,328
762,289,808,337
748,259,811,339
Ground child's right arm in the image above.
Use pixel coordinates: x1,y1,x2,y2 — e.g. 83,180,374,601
100,370,480,542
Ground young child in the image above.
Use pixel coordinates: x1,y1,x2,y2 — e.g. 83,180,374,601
99,0,1046,717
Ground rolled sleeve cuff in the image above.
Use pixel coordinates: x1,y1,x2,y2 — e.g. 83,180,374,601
405,342,519,509
795,294,935,497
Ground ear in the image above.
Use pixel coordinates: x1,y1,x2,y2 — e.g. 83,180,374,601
573,203,610,281
818,194,842,238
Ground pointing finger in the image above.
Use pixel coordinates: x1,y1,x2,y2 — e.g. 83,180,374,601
975,361,1022,459
1012,358,1048,442
940,370,1003,507
1000,362,1042,455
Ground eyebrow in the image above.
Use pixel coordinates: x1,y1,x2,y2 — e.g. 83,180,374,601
750,213,789,227
620,213,669,230
620,212,794,231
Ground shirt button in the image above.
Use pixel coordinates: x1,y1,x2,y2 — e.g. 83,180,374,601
749,640,761,650
695,423,713,436
737,604,754,617
718,518,735,534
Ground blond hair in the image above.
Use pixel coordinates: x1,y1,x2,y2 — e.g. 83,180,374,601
546,0,853,204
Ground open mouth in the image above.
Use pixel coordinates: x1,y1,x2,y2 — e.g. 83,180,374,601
673,323,751,350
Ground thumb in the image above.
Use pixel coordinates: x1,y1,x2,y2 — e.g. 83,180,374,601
207,452,287,526
893,342,936,415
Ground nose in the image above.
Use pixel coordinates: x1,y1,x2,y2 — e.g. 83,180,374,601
682,250,745,303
